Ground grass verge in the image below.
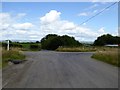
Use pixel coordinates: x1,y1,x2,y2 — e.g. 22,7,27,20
56,46,96,52
91,48,119,67
2,48,25,68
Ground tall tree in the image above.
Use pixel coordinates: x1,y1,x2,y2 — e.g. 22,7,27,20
94,34,120,46
41,34,82,50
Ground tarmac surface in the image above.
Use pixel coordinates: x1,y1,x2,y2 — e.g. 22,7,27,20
3,51,118,88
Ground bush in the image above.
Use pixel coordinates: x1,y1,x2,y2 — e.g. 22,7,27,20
41,34,82,50
94,34,120,46
2,43,22,49
30,44,41,51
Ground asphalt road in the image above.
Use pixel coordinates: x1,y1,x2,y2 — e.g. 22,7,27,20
3,51,118,88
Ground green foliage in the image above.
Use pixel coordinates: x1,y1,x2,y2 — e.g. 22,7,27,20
30,44,41,51
2,49,25,67
2,42,23,49
41,34,82,50
2,42,41,51
94,34,120,46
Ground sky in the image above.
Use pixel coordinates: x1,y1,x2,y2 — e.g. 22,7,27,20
0,2,118,42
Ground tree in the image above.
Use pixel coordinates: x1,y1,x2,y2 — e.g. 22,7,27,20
94,34,120,46
41,34,82,50
36,41,39,43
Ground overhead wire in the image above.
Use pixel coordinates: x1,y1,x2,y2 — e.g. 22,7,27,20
80,2,118,25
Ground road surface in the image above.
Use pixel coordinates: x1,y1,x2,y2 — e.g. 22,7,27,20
3,51,118,88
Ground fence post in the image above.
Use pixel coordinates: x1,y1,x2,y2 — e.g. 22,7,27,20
7,40,9,51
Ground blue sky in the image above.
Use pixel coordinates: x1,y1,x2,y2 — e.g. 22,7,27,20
1,2,118,42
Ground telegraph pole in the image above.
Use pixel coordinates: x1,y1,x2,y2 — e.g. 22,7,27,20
7,40,9,51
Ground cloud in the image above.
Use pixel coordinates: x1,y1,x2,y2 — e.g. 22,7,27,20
79,2,112,18
17,13,26,17
16,30,27,34
78,10,98,17
78,12,88,16
60,22,76,30
0,13,37,40
98,27,106,34
0,13,33,31
12,23,34,30
40,10,61,24
84,4,99,11
89,4,98,9
0,13,12,30
39,10,108,41
1,10,117,41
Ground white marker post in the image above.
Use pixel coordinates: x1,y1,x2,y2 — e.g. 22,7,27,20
7,40,9,51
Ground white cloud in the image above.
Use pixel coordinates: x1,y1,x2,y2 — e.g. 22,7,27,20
0,13,28,31
17,13,26,18
60,22,76,30
12,23,34,30
78,12,88,16
29,35,38,38
0,13,12,30
84,4,99,11
0,13,11,21
89,4,98,9
16,30,27,34
98,27,106,34
78,9,99,17
0,10,116,41
39,10,108,41
40,10,61,24
0,13,37,40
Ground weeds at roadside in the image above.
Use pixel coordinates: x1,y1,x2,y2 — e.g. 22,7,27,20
2,48,25,68
91,47,119,67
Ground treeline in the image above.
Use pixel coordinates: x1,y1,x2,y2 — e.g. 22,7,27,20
2,43,22,49
41,34,82,50
94,34,120,46
2,42,41,51
1,34,120,50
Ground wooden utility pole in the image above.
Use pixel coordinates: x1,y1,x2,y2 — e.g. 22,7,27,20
7,40,9,51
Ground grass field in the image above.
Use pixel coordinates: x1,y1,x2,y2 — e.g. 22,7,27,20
91,47,119,67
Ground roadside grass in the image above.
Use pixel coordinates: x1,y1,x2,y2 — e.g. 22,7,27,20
2,47,25,68
91,47,119,67
1,42,41,68
56,46,97,52
56,46,119,67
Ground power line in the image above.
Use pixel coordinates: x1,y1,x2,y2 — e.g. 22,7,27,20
80,2,118,25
